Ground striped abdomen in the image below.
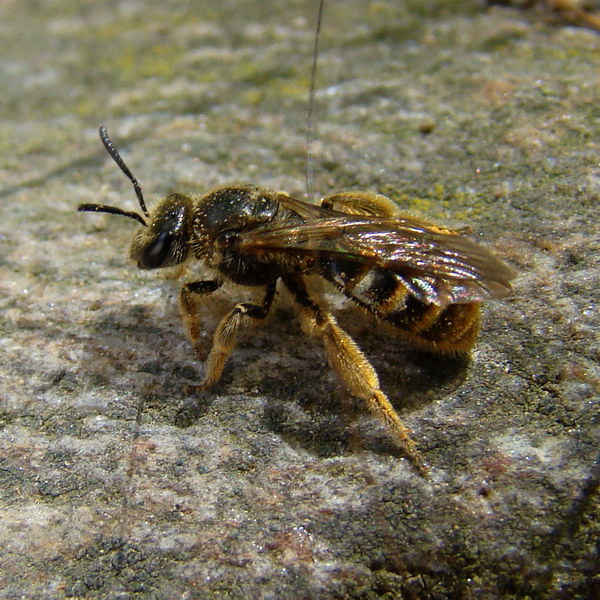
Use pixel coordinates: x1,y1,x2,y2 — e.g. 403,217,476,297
321,259,480,354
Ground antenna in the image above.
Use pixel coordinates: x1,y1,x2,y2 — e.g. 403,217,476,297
305,0,325,204
77,127,149,227
77,202,147,227
98,126,150,218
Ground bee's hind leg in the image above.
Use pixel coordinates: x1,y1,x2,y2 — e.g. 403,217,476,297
320,191,399,217
199,279,277,389
282,274,427,474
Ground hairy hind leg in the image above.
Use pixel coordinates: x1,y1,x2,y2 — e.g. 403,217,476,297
282,274,426,473
322,192,460,236
200,280,277,389
321,191,399,217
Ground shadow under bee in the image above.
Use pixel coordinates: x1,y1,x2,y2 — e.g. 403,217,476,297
77,281,472,460
172,303,472,459
79,124,514,472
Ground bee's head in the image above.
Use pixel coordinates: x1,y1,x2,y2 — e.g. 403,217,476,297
129,193,192,269
78,126,192,270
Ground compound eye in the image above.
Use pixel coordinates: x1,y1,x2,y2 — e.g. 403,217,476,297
138,230,173,269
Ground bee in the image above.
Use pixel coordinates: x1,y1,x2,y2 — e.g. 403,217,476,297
79,126,515,472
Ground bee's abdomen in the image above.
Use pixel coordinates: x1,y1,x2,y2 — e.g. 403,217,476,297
322,260,480,354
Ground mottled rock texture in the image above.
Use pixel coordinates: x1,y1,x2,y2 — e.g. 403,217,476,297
0,1,598,598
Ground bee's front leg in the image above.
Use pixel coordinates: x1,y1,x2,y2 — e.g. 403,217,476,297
200,279,277,389
179,279,224,357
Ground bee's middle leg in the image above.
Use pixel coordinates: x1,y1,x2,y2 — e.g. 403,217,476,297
200,280,277,389
282,274,426,473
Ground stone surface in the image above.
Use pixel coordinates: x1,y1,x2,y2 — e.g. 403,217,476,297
0,0,598,598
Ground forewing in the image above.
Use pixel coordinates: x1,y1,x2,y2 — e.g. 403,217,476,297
239,203,515,306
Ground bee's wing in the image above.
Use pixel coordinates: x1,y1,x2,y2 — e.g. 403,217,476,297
239,203,515,306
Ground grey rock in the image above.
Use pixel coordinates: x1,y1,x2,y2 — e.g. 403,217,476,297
0,1,598,598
